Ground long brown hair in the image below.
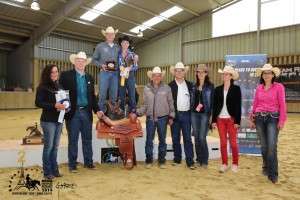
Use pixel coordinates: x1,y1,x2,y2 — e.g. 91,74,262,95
40,64,59,85
196,72,210,87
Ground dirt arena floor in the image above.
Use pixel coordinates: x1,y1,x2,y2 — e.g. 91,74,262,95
0,109,299,200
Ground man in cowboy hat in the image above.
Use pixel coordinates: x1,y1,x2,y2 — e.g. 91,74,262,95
137,66,175,169
92,26,138,117
168,62,196,170
60,51,104,173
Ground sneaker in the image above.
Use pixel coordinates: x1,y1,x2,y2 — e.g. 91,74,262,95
84,164,97,170
202,164,208,169
197,162,202,167
159,163,167,169
145,163,152,169
53,173,63,178
172,162,181,166
231,164,238,173
219,164,228,173
69,167,77,173
188,164,196,170
44,175,56,180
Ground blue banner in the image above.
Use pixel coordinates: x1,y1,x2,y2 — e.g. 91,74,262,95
226,54,267,155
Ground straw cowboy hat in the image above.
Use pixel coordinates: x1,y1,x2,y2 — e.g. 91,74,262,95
101,26,118,36
170,62,189,75
196,64,208,72
218,65,239,80
70,51,92,65
147,66,166,79
256,63,281,77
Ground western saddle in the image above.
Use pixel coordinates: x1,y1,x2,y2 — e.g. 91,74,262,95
96,113,143,170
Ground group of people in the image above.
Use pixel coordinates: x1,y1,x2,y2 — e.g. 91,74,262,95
35,26,286,185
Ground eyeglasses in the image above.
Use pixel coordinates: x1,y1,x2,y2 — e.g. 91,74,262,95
263,71,273,75
175,69,184,72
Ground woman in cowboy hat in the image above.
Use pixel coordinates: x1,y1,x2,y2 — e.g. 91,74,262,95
137,67,175,169
212,65,241,173
251,63,286,184
118,35,138,116
190,64,215,169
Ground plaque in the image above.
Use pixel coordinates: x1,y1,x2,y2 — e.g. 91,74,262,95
105,60,116,71
23,122,44,145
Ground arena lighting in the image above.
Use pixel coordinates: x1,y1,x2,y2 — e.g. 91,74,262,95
31,0,40,11
137,29,143,37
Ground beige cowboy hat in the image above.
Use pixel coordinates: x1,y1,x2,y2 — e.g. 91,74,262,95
218,65,239,80
256,63,281,77
147,66,166,79
101,26,118,36
170,62,189,75
70,51,92,65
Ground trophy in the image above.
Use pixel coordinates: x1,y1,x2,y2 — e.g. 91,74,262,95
23,122,44,145
105,60,116,71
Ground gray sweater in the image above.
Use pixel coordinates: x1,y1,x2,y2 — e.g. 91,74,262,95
137,82,175,121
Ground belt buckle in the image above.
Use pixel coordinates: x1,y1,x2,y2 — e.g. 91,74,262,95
260,112,268,116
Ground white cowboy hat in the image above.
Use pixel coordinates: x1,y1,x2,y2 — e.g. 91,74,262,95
218,65,239,80
147,66,166,79
70,52,92,65
170,62,189,75
256,63,281,77
101,26,118,36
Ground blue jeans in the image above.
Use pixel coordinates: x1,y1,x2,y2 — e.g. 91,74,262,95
98,71,119,114
171,111,194,166
145,117,168,164
119,74,136,112
191,112,210,165
40,121,63,177
255,112,279,179
66,109,93,168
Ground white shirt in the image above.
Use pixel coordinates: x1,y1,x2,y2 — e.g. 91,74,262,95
219,90,231,118
176,79,190,111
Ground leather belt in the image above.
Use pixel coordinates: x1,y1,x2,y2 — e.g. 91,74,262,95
256,111,279,116
177,110,189,114
76,106,87,110
146,115,168,120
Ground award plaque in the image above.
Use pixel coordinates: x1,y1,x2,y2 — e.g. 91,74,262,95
23,122,44,145
105,60,116,71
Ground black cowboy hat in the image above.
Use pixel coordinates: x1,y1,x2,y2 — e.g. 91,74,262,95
118,35,133,45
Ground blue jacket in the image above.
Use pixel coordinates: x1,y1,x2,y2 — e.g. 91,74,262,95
191,82,215,115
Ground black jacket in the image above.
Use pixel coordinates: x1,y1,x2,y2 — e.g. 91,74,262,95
35,82,63,122
212,84,242,125
59,69,100,122
168,79,195,121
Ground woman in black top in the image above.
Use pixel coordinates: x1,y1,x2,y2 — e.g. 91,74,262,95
35,64,66,180
212,65,241,173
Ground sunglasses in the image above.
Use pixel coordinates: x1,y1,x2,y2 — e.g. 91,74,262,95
263,71,273,75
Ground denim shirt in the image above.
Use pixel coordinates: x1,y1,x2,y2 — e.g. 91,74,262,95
92,42,121,69
191,82,215,115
